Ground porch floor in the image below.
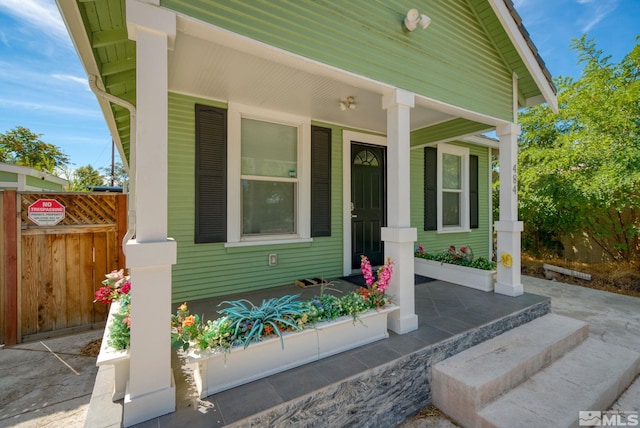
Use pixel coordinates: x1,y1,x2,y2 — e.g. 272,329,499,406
132,278,550,427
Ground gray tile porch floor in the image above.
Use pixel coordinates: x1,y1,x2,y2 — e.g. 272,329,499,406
126,278,549,427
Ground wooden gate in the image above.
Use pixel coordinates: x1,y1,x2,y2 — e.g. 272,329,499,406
1,191,126,344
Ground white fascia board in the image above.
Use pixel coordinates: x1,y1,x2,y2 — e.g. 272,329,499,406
488,0,558,113
0,163,68,186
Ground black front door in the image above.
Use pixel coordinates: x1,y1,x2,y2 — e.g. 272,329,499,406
351,143,386,269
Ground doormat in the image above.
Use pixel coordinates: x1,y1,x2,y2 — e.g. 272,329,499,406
295,278,330,288
339,274,435,287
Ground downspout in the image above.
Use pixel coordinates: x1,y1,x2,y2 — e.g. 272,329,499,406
88,74,137,251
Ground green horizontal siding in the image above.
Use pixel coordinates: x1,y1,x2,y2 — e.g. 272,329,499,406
0,172,17,182
411,119,492,147
25,176,64,191
161,0,514,121
168,92,344,302
410,140,491,259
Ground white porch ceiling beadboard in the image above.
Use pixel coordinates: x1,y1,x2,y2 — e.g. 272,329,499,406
168,24,453,134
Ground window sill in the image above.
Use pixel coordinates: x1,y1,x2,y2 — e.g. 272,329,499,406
224,237,313,248
437,227,471,234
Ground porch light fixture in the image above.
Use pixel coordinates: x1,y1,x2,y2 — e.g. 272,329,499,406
339,96,356,111
404,8,431,31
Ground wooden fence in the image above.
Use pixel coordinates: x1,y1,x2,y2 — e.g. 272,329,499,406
1,190,127,344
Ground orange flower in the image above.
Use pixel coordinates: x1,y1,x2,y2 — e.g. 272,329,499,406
182,315,195,327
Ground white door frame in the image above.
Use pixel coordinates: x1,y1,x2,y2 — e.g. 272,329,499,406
342,130,387,276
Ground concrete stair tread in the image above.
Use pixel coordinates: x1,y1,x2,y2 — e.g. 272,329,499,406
433,313,588,388
432,313,589,427
478,337,640,428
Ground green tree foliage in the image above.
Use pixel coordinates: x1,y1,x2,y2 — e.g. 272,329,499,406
518,36,640,262
70,164,105,191
100,161,128,187
0,126,70,173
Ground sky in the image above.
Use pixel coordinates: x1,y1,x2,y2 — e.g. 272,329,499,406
0,0,638,171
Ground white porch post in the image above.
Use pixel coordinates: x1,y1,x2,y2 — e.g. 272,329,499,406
494,122,524,296
123,1,177,426
381,89,418,334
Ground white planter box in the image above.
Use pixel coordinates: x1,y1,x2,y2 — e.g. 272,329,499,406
415,257,496,292
96,302,130,401
187,305,398,398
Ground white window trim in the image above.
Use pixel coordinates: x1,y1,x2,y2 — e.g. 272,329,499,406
226,103,311,247
437,143,470,233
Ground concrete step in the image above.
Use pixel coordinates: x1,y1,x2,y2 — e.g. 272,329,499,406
478,337,640,428
432,314,589,428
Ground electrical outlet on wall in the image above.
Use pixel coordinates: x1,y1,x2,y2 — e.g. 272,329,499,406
268,253,277,266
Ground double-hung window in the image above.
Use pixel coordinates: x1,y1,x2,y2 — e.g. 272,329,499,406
226,104,311,245
241,118,297,236
437,144,470,232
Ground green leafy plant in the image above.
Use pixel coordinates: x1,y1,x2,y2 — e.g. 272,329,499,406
171,258,394,354
218,294,305,349
415,244,496,271
107,294,131,350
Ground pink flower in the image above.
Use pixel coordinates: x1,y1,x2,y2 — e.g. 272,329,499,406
360,256,375,287
376,258,394,293
460,246,467,253
120,281,131,295
417,245,425,254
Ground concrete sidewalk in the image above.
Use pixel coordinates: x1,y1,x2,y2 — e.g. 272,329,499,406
0,329,103,428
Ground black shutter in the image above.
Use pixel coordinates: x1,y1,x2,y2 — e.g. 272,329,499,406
470,154,479,229
195,104,227,243
424,147,438,231
311,126,332,237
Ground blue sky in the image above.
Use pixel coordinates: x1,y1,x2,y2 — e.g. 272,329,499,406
0,0,638,171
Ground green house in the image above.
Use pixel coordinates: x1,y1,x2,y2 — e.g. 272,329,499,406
58,0,556,424
0,163,68,191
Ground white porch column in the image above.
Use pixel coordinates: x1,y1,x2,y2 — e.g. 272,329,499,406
494,122,523,296
381,89,418,334
123,1,177,426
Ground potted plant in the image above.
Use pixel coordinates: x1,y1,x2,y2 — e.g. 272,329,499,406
172,256,398,398
414,245,497,291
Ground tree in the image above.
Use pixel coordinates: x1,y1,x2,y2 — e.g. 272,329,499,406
70,165,105,191
100,161,128,187
0,126,70,173
518,36,640,262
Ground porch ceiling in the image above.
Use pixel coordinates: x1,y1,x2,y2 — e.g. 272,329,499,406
169,18,454,134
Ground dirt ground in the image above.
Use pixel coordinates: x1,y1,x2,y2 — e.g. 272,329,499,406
520,253,640,298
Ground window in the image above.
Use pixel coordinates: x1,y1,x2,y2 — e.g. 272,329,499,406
195,104,330,246
438,144,469,231
226,104,312,245
424,144,477,233
241,118,297,236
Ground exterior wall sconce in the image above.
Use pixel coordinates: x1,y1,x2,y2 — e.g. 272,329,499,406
404,8,431,31
340,96,357,111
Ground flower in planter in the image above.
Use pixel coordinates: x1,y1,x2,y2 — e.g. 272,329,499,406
94,269,132,350
94,269,131,305
171,271,395,354
415,245,496,271
360,255,394,293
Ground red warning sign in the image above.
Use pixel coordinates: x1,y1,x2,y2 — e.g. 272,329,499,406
28,199,66,226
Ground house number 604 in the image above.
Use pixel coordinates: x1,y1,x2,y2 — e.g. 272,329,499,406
512,164,517,195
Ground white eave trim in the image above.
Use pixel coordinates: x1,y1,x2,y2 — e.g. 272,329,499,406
0,163,68,186
488,0,558,113
56,0,130,169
